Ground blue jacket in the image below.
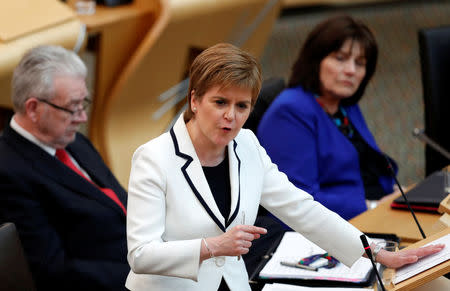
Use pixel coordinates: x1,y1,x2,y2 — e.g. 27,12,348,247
257,85,396,220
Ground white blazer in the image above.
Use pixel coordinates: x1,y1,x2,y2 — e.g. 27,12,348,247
126,115,366,291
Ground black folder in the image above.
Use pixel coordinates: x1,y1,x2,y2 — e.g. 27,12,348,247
391,170,448,213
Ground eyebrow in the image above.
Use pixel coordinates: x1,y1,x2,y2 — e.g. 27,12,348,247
66,96,90,105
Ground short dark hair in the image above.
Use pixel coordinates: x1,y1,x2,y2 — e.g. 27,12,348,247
288,15,378,105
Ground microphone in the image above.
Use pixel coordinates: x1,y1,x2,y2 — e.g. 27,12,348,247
384,155,426,239
360,235,386,291
412,128,450,161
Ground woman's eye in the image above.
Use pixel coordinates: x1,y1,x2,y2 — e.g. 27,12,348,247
237,103,249,109
334,54,346,61
215,100,225,105
356,59,367,67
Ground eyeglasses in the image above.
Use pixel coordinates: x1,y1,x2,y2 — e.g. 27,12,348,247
37,98,92,116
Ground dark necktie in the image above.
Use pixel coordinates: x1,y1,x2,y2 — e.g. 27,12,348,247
55,149,127,215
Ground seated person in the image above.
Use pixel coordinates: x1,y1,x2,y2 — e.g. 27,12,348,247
258,15,398,221
0,45,129,291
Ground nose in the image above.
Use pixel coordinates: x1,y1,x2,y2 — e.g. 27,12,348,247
72,109,88,123
224,106,235,121
344,60,356,74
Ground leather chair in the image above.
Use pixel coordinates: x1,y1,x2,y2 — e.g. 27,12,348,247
243,77,286,134
418,25,450,175
0,223,35,291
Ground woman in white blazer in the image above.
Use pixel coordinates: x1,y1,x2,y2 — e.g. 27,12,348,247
125,43,444,291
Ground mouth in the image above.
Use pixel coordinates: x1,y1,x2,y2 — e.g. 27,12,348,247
341,80,354,87
222,127,232,132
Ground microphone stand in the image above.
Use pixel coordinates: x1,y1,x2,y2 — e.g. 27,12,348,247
413,128,450,161
384,155,426,239
360,235,386,291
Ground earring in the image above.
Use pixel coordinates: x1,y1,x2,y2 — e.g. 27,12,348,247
193,107,197,112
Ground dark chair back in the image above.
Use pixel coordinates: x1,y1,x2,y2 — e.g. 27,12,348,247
0,222,35,291
418,26,450,175
243,77,285,134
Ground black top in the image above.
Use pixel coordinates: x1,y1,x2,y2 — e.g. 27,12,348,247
330,108,390,200
202,151,231,220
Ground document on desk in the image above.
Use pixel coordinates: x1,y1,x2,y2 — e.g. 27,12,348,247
394,234,450,284
261,283,374,291
259,232,377,283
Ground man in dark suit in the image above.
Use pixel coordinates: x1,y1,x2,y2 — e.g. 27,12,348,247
0,45,129,291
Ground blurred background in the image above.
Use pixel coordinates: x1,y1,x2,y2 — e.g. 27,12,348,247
259,0,450,185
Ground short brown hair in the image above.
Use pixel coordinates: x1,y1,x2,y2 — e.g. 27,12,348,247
185,43,262,121
288,15,378,105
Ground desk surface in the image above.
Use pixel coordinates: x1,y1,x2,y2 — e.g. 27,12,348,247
350,193,444,244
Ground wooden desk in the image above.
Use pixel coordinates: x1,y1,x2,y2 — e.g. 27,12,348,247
350,193,444,244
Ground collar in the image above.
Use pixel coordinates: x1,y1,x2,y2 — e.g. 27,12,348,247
10,116,56,156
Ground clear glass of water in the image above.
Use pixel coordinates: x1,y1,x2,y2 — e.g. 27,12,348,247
377,240,398,287
444,167,450,194
75,0,96,15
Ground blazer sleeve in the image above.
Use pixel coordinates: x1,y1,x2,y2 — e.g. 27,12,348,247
247,132,366,268
0,171,127,291
258,97,356,217
126,142,202,281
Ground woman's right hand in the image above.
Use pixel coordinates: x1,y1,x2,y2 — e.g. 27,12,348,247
201,225,267,261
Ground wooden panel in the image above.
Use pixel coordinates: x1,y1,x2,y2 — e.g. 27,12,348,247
0,0,75,41
282,0,397,8
0,0,84,109
66,0,159,158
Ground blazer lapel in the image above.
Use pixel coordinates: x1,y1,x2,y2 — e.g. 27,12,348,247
4,126,125,216
226,140,241,228
66,142,126,216
170,117,228,232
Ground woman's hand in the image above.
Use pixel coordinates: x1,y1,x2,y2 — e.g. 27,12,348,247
201,225,267,261
376,244,445,269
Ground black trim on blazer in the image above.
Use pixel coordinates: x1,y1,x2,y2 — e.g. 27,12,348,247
169,128,242,231
226,140,241,228
170,128,228,232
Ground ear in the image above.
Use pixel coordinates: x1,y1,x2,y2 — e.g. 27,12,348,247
24,98,40,123
190,89,197,109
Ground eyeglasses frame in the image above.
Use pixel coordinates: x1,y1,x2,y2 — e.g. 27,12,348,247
36,98,92,116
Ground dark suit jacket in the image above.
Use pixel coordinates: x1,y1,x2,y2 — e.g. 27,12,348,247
0,124,129,291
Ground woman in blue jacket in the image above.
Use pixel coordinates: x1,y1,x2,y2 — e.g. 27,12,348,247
258,15,397,221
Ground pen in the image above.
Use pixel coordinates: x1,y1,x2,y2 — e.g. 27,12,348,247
280,261,318,271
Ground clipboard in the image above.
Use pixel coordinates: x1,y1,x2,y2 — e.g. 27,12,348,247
249,232,400,289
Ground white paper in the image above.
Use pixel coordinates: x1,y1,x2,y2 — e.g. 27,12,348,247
259,232,381,283
394,234,450,284
261,283,374,291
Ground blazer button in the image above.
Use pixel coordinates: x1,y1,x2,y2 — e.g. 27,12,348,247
215,257,225,267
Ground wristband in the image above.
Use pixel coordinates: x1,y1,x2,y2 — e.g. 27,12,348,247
202,238,214,259
372,244,383,262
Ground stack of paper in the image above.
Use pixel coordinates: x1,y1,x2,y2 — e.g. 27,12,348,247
259,232,378,283
394,234,450,284
262,283,374,291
